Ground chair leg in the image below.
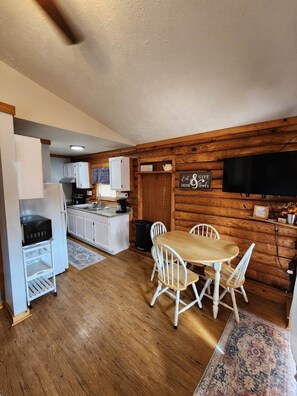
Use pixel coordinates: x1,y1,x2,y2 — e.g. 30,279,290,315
150,281,162,307
230,288,240,324
200,278,212,300
219,287,228,301
192,283,202,309
240,285,249,303
174,290,180,329
150,262,157,282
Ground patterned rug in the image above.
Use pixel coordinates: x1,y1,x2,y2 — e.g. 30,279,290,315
194,310,297,396
67,239,106,270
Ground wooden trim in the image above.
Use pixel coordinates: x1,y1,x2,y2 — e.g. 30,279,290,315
50,154,72,159
40,139,51,145
4,301,32,326
0,101,15,116
137,116,297,150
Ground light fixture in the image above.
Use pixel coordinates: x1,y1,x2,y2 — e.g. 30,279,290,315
70,145,85,151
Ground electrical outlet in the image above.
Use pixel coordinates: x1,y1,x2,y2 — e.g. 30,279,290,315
86,190,92,196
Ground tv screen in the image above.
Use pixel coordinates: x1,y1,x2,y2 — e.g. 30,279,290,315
223,151,297,197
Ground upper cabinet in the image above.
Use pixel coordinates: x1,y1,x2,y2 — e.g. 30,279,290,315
76,162,90,189
109,157,130,191
15,135,44,199
63,163,76,178
63,162,90,189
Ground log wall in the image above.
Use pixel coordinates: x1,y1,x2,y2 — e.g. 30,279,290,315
76,118,297,292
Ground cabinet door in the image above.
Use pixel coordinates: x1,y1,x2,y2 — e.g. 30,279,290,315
94,219,109,250
76,215,85,239
68,213,76,235
76,162,90,189
84,218,94,244
15,135,44,199
109,157,130,191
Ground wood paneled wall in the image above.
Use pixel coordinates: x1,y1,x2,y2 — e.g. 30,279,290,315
76,118,297,292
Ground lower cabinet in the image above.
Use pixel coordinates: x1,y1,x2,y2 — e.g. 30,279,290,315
67,208,129,255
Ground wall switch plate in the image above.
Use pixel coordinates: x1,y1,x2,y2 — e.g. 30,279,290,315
86,190,92,196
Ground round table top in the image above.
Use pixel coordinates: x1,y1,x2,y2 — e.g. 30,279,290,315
156,230,239,264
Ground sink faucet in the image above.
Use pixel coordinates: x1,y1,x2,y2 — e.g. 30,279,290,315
93,193,103,208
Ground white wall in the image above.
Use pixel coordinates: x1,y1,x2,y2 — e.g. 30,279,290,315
50,157,72,203
0,61,133,145
0,111,27,314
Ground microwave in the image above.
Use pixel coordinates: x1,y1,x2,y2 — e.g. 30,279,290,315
20,215,52,246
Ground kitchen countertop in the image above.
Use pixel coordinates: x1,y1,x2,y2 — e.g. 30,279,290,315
67,204,130,218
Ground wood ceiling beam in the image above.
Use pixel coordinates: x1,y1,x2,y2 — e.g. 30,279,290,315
0,102,15,116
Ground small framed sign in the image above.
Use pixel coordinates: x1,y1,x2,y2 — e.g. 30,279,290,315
179,172,212,190
253,205,269,220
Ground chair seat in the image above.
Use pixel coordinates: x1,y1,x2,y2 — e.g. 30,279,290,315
160,268,199,291
204,263,245,288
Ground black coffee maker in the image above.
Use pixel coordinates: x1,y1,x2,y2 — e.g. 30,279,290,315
116,199,128,213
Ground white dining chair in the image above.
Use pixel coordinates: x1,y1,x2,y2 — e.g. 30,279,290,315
190,223,220,239
150,243,202,328
200,243,255,323
189,223,220,293
150,221,167,281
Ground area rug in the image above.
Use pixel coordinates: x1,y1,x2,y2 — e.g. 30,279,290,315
67,239,106,270
194,310,297,396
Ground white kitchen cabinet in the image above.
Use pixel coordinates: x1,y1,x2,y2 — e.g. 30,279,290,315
67,211,76,235
109,156,130,191
22,239,57,307
63,162,90,189
75,214,85,239
63,163,76,178
84,217,94,244
15,135,44,199
76,162,90,189
94,217,110,250
67,208,129,254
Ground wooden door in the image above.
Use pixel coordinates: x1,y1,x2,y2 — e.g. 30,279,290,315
140,172,172,230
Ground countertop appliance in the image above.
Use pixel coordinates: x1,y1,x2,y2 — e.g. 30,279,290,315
21,215,52,246
116,198,128,213
72,193,85,205
19,183,68,275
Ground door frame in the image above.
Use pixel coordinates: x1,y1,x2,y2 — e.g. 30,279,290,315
137,156,175,230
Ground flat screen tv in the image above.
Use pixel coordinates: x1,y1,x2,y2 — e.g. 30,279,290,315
223,151,297,197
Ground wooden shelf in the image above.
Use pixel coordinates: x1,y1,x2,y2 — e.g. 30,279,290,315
247,216,297,230
137,171,173,174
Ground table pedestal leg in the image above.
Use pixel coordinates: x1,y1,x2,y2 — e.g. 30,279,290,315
213,262,222,319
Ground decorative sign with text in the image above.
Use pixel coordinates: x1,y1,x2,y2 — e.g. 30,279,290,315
179,172,212,190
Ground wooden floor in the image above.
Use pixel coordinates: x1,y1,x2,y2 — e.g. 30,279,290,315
0,243,287,396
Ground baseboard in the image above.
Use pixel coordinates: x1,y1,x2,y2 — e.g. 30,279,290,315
4,302,31,326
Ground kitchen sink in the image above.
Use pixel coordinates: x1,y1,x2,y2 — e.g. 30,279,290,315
85,205,110,211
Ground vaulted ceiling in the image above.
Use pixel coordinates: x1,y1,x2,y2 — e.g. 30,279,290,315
1,0,297,148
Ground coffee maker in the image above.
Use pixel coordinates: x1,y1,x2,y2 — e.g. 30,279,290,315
116,198,128,213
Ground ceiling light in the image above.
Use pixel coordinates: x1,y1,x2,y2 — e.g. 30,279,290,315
70,145,85,151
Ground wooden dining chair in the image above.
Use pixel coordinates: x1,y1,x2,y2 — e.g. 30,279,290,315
189,223,220,293
200,243,255,323
150,221,167,281
150,243,202,328
190,223,220,239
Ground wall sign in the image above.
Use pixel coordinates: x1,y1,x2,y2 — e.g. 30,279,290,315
179,172,212,190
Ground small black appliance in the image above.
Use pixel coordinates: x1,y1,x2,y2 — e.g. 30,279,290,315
72,193,85,205
116,199,128,213
20,215,52,246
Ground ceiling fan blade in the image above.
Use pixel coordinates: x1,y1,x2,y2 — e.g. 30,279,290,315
33,0,83,44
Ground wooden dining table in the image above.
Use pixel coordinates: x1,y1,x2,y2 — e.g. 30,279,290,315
156,230,239,319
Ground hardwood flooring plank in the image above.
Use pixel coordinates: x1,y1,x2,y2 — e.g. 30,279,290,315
0,247,287,396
